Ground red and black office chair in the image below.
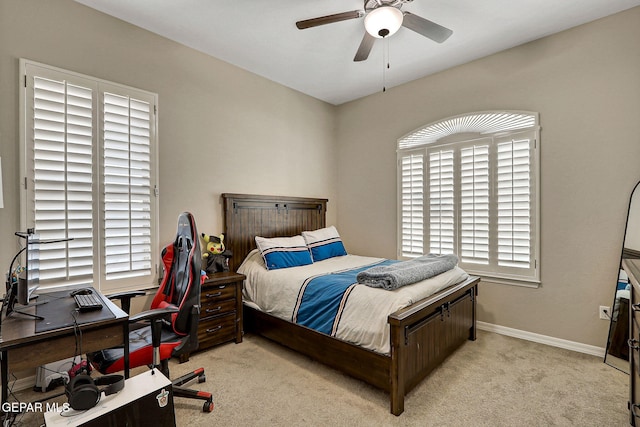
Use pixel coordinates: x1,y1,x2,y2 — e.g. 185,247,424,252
89,212,214,412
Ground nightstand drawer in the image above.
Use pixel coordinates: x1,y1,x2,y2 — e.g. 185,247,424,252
201,284,236,301
201,299,236,319
198,313,237,347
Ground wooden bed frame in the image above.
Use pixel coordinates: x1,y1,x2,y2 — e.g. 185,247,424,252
221,193,480,415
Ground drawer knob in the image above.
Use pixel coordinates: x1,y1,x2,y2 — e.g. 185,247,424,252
206,325,223,334
633,303,640,312
629,338,640,350
205,306,222,314
206,292,223,298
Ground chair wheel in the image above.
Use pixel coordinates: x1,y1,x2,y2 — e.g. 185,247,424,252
198,374,206,383
203,400,214,412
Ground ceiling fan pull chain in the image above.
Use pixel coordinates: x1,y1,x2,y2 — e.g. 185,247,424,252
382,41,386,92
387,36,391,71
382,36,389,92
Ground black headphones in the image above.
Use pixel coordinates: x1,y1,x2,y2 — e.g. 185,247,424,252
65,374,125,411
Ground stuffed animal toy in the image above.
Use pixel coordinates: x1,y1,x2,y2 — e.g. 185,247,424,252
202,232,225,256
201,232,232,273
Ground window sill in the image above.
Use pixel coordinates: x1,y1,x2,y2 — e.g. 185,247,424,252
471,274,540,289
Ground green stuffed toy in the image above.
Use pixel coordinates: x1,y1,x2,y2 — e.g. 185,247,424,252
201,233,232,273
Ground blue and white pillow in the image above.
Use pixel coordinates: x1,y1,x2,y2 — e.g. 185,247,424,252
302,226,348,262
255,235,313,270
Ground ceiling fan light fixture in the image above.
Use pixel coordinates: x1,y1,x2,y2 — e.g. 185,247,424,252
364,6,403,38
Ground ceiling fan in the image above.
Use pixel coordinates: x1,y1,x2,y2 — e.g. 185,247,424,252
295,0,453,62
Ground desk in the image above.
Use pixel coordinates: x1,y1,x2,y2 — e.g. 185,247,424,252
0,289,129,410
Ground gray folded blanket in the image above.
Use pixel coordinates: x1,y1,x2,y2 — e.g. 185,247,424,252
356,254,458,290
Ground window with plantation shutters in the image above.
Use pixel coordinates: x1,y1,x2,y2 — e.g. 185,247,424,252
21,60,159,292
397,112,539,285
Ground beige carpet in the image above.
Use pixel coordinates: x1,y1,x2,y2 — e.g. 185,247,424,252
14,331,628,426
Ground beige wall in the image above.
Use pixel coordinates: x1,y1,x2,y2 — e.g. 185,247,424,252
335,7,640,347
1,0,638,350
0,0,337,279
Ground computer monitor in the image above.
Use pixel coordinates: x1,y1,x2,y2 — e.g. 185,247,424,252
4,230,42,319
17,231,40,305
3,230,71,319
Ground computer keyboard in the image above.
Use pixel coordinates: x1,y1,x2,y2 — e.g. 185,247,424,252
74,293,103,311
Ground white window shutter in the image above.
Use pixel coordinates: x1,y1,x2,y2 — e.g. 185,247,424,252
497,136,532,269
400,153,425,257
428,150,455,255
459,144,490,265
31,75,94,282
103,92,153,281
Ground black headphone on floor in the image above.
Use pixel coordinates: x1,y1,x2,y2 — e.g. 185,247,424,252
65,373,125,410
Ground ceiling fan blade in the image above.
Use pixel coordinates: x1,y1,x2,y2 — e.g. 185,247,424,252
296,10,364,30
353,32,375,62
402,12,453,43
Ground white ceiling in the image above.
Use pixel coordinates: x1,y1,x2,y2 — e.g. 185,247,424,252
74,0,640,105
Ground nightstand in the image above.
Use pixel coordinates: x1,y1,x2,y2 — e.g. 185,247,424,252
180,271,244,361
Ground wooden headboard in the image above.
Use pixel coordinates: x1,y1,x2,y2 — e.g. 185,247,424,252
221,193,328,272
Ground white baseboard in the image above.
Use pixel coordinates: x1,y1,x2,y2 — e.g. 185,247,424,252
477,321,606,358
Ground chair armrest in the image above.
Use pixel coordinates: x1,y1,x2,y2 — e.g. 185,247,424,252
131,306,180,352
106,291,147,314
129,306,179,323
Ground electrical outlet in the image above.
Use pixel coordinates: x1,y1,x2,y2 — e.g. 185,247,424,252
599,306,610,320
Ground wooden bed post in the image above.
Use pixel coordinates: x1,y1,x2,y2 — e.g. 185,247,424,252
470,286,478,341
389,320,405,415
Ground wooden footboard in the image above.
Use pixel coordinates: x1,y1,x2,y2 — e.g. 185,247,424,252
389,276,478,415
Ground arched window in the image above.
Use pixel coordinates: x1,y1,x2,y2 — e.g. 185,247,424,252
397,111,540,285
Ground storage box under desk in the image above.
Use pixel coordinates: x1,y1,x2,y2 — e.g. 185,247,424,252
44,370,176,427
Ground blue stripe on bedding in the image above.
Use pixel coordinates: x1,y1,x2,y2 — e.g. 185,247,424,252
293,260,397,335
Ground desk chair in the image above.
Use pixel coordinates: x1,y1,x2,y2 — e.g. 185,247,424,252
89,212,214,412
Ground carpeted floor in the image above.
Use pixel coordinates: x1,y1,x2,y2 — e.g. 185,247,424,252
14,331,628,426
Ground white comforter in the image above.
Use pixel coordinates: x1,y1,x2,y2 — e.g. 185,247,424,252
238,250,469,355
